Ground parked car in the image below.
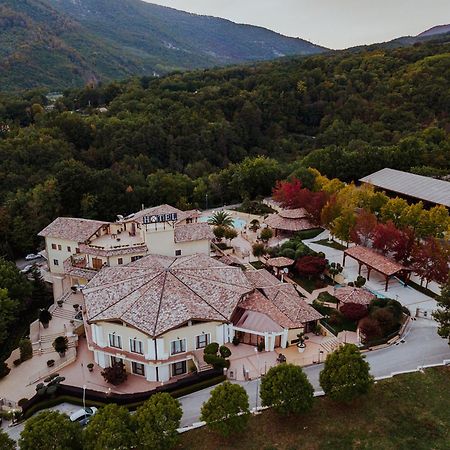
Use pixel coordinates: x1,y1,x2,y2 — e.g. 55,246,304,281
69,407,98,426
25,253,42,261
21,264,34,274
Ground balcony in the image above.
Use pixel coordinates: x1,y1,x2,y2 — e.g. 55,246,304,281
81,232,147,257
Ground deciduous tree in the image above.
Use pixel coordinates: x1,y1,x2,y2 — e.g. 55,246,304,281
134,393,182,450
319,344,374,403
200,382,250,437
296,255,327,279
350,210,377,245
19,411,82,450
83,404,136,450
260,364,314,415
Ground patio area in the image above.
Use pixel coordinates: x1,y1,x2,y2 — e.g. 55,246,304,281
226,343,278,381
58,337,159,394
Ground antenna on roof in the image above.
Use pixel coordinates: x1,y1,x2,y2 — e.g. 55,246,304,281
141,204,145,211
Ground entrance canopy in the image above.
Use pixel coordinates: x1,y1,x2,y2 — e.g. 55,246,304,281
343,246,411,291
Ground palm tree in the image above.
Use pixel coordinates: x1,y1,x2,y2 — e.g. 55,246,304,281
208,211,234,227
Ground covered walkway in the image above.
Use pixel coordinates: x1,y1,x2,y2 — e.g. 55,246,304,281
343,246,411,291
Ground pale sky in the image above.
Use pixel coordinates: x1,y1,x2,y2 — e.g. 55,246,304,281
144,0,450,49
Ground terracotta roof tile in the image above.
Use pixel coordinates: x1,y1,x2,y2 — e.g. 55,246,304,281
174,223,213,243
84,254,252,337
333,286,376,305
264,213,316,232
344,246,408,276
38,217,108,243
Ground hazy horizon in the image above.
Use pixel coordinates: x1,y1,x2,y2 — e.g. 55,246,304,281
144,0,450,49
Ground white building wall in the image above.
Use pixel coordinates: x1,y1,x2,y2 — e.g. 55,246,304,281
45,237,79,273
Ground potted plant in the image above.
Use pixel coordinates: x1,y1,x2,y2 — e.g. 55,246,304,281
57,300,63,307
232,336,240,346
87,363,94,372
39,309,52,329
73,304,79,311
52,336,69,357
296,332,309,353
47,359,55,367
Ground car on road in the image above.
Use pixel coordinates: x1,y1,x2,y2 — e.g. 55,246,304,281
21,264,34,274
69,407,98,426
25,253,42,261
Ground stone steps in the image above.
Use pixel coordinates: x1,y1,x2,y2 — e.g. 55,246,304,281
320,336,340,354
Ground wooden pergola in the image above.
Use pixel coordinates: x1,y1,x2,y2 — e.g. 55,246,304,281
343,246,411,291
266,256,294,278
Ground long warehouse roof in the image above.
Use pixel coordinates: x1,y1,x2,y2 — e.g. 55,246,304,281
360,168,450,208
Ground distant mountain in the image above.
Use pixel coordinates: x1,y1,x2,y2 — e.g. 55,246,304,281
0,0,326,91
417,24,450,37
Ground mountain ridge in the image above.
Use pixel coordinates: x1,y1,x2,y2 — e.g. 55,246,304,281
0,0,326,91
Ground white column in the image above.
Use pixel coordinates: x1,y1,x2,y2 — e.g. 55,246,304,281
95,351,107,368
281,329,288,349
146,339,156,360
228,325,235,342
216,325,225,345
92,324,105,347
156,338,168,360
269,334,276,352
146,365,157,382
159,364,170,382
264,332,269,352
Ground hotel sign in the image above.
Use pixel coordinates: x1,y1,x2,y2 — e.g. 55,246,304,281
143,213,178,224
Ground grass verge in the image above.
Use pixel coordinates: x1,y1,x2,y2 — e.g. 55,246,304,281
179,367,450,450
312,238,347,251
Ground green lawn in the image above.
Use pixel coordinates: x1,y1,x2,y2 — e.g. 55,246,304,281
179,367,450,450
312,239,348,251
250,261,266,270
292,276,329,293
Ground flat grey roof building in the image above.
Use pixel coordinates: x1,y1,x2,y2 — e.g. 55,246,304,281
359,168,450,208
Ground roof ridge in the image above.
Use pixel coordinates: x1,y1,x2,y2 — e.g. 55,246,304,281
153,270,169,336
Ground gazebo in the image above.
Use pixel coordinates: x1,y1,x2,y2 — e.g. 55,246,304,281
266,256,295,278
333,286,376,308
264,208,316,236
343,246,411,291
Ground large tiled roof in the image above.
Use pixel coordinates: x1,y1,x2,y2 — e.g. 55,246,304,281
83,254,252,337
360,168,450,207
264,213,316,232
344,246,408,276
266,257,295,268
38,218,108,243
174,223,213,243
244,270,323,326
279,208,309,219
333,286,376,306
129,205,200,224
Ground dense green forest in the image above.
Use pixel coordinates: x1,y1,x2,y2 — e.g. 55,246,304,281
0,39,449,257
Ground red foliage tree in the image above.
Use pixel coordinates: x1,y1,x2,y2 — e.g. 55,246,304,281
273,177,327,225
372,221,403,255
350,210,378,246
340,302,369,321
392,227,416,264
411,238,449,288
296,256,327,279
359,317,382,342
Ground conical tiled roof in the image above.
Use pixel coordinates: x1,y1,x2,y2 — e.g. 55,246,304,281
84,253,252,337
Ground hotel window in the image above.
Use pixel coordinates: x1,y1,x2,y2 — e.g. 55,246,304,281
132,362,145,376
110,356,122,366
53,259,59,266
130,338,143,355
171,361,187,376
196,333,210,349
109,333,122,349
75,247,80,254
118,258,123,265
58,245,62,251
51,243,57,250
67,246,71,252
175,250,182,256
131,256,142,262
170,339,186,355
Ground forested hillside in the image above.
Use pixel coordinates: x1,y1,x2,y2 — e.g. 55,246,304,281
0,0,324,91
0,39,449,257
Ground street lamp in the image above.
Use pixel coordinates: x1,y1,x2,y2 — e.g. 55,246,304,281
254,347,260,411
318,350,324,364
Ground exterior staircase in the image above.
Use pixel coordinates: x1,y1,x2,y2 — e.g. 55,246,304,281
320,336,340,355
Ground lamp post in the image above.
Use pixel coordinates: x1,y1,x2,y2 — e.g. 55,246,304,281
318,350,324,364
254,347,260,411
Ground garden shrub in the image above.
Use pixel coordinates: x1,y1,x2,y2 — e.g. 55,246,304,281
280,248,296,259
19,338,33,361
371,308,397,335
359,317,383,342
101,362,127,385
0,362,10,379
219,345,231,358
204,343,219,355
13,358,22,367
